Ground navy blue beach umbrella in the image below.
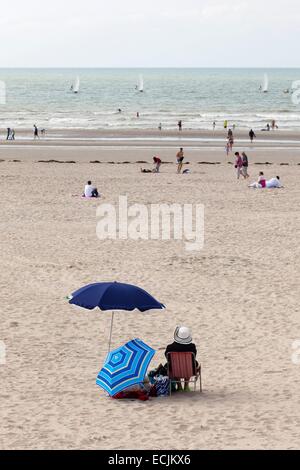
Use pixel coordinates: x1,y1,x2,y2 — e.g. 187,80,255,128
68,282,165,351
96,338,155,396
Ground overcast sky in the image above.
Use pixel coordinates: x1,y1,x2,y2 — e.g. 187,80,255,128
0,0,299,67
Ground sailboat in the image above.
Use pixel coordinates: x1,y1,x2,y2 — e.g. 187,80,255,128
72,76,80,94
138,74,144,93
262,73,269,93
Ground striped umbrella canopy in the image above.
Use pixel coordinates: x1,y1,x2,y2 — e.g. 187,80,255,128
96,339,155,397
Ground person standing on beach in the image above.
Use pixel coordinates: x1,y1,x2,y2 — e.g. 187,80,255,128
249,129,256,143
224,120,228,129
33,125,39,139
235,152,243,179
242,152,249,179
178,120,182,132
176,148,184,174
158,123,162,131
213,121,216,130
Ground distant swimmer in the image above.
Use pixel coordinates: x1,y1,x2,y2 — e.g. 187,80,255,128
118,108,122,113
158,123,162,131
41,129,46,137
137,112,140,118
261,123,270,132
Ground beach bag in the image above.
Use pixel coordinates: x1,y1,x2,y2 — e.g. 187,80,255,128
153,375,170,397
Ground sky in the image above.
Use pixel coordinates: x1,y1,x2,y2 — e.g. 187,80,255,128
0,0,299,68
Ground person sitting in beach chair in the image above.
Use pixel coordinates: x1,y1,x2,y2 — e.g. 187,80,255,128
83,181,99,198
165,327,201,393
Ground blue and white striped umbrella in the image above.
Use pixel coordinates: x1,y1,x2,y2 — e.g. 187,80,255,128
96,339,155,397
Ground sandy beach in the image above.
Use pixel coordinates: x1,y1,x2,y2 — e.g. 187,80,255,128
1,135,300,450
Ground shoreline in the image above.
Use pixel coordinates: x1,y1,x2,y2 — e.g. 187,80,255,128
1,128,300,150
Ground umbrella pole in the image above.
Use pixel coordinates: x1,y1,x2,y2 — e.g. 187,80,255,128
108,311,115,353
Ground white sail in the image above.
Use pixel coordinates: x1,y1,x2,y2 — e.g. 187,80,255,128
73,76,80,94
263,73,269,93
138,75,144,92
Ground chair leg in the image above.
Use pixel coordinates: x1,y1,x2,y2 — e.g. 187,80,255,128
200,369,203,393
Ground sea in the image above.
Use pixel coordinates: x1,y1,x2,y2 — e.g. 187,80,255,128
0,68,300,132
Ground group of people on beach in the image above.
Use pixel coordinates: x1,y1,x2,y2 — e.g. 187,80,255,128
4,125,46,141
249,173,282,189
235,152,250,179
6,128,15,140
141,148,188,175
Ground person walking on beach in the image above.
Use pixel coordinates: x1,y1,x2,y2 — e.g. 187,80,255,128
224,120,228,129
11,129,15,141
176,148,184,174
178,120,183,132
33,125,39,139
235,152,243,179
249,129,256,143
6,128,11,140
229,135,234,151
213,121,216,130
242,152,249,179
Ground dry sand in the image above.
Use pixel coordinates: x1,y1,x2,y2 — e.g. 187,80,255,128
0,138,300,450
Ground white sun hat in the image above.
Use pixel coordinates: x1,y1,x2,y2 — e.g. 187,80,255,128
174,326,193,345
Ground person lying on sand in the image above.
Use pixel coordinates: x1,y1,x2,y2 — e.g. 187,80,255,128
249,172,266,189
83,181,99,198
141,168,153,173
266,176,283,188
165,326,199,392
